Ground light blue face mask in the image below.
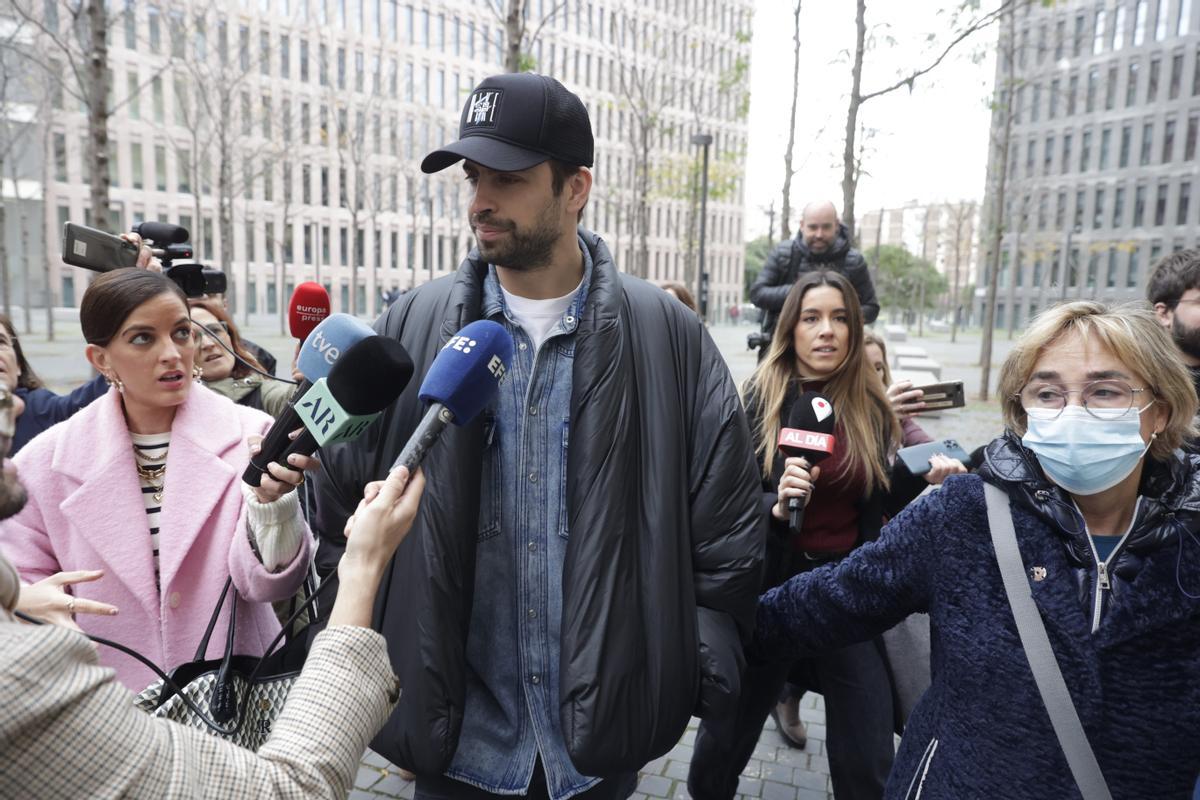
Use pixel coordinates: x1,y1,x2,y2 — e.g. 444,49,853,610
1021,404,1155,496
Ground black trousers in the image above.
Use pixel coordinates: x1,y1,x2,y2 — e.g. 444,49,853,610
414,760,637,800
688,543,896,800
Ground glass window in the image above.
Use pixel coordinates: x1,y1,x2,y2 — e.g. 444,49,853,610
1100,126,1112,169
1094,8,1107,54
1164,117,1176,163
1079,128,1091,172
1106,248,1118,288
1134,183,1147,226
1086,66,1098,111
1155,181,1169,225
1148,57,1161,102
1113,184,1126,227
1170,51,1184,99
1113,4,1126,49
1181,0,1194,34
1063,133,1073,174
1141,121,1154,166
1187,113,1199,160
1120,123,1133,167
1093,186,1106,229
1156,0,1169,39
1134,0,1148,45
154,144,166,190
1179,180,1192,226
130,141,143,189
1128,246,1142,288
1105,63,1118,109
1127,59,1140,106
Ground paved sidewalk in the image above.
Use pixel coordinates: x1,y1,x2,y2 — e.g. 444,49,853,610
351,694,836,800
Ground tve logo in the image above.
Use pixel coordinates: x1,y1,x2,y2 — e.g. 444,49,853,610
309,330,340,365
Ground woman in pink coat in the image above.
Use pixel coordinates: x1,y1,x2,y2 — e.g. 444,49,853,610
0,269,315,690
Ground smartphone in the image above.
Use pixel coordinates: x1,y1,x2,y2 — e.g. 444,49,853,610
897,439,972,476
912,380,965,410
62,222,139,272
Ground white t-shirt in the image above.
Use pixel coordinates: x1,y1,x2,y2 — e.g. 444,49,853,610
501,281,582,352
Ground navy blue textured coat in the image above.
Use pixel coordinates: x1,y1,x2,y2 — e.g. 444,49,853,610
13,374,108,455
755,434,1200,799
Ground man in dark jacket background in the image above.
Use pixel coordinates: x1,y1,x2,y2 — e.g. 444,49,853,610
750,201,879,342
1148,248,1200,453
311,73,763,800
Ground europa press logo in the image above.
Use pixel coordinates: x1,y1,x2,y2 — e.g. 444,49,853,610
811,396,832,422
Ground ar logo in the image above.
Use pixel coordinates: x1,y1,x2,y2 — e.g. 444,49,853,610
467,90,501,127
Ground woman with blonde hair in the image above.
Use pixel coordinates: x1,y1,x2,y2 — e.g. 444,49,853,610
691,271,953,800
750,301,1200,797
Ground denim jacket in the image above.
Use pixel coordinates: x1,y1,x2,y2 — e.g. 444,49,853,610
444,242,596,799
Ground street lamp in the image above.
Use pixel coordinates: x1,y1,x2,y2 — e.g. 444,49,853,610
691,132,713,322
1060,224,1082,302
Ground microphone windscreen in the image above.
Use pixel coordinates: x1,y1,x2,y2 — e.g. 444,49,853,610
786,391,837,434
133,221,189,244
288,282,332,340
296,313,375,382
326,336,415,415
419,320,514,424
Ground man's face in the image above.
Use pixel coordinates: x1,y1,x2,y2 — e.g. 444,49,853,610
0,387,27,520
1157,287,1200,363
800,206,838,254
464,161,568,270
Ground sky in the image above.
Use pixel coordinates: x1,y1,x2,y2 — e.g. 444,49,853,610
741,0,1001,240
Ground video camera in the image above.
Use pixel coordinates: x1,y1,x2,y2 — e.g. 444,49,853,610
61,221,227,298
746,330,772,351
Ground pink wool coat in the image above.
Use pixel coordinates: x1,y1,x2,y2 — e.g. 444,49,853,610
0,385,311,690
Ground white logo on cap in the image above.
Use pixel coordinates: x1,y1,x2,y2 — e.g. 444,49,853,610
468,91,500,126
811,397,832,423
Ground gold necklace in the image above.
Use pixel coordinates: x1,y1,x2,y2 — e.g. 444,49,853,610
133,446,168,503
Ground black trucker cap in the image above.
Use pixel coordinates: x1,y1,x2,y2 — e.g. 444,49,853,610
421,73,594,174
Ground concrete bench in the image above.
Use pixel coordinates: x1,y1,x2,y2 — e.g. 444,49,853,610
895,357,942,379
928,320,950,333
892,369,940,387
884,324,907,343
892,345,928,366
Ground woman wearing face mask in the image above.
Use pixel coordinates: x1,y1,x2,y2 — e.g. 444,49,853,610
751,301,1200,798
690,272,957,800
0,269,316,692
189,300,296,418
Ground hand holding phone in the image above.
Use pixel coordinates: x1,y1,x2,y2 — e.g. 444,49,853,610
61,223,139,272
896,439,972,476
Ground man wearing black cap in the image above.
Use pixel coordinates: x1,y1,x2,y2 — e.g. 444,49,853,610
311,73,762,800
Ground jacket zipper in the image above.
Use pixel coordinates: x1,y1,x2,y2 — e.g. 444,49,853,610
1082,496,1141,634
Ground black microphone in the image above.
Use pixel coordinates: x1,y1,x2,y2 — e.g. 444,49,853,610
777,392,837,533
245,336,413,485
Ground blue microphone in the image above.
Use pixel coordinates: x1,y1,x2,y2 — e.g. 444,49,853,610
390,320,514,472
243,313,376,486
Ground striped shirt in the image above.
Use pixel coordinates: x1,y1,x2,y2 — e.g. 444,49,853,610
130,432,170,586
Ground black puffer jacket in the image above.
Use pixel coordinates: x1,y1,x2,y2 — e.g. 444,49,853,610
979,430,1200,626
311,229,764,776
750,223,879,338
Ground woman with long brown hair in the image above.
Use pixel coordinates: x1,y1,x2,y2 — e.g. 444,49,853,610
690,271,952,800
189,299,295,417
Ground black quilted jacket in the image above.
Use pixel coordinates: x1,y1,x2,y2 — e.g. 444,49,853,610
310,229,764,777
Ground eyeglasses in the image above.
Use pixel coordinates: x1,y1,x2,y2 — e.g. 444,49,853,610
194,321,230,342
1017,379,1151,419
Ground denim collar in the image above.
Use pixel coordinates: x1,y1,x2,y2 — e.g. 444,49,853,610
481,234,593,333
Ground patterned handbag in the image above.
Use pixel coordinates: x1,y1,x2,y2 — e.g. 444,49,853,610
128,575,332,751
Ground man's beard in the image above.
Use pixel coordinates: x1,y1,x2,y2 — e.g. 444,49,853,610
0,477,27,520
1172,315,1200,361
472,197,564,271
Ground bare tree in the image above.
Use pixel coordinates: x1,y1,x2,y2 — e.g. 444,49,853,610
10,0,171,233
488,0,571,72
329,93,383,316
978,1,1023,401
946,199,976,343
779,0,802,241
608,11,704,278
841,0,1017,240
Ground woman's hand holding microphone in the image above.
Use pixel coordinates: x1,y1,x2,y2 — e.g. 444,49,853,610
772,456,820,522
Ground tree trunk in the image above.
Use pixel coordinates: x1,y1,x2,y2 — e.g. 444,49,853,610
840,0,866,242
979,4,1018,402
40,94,54,341
780,0,802,241
950,224,963,343
505,0,524,72
85,0,112,232
18,190,32,332
0,204,9,319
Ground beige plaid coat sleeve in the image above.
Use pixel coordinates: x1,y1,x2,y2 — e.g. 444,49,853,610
0,622,400,799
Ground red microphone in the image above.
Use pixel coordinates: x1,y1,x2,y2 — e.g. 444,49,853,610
777,391,837,532
288,282,331,341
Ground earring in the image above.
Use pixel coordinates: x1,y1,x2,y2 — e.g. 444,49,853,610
105,373,124,393
192,365,204,381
